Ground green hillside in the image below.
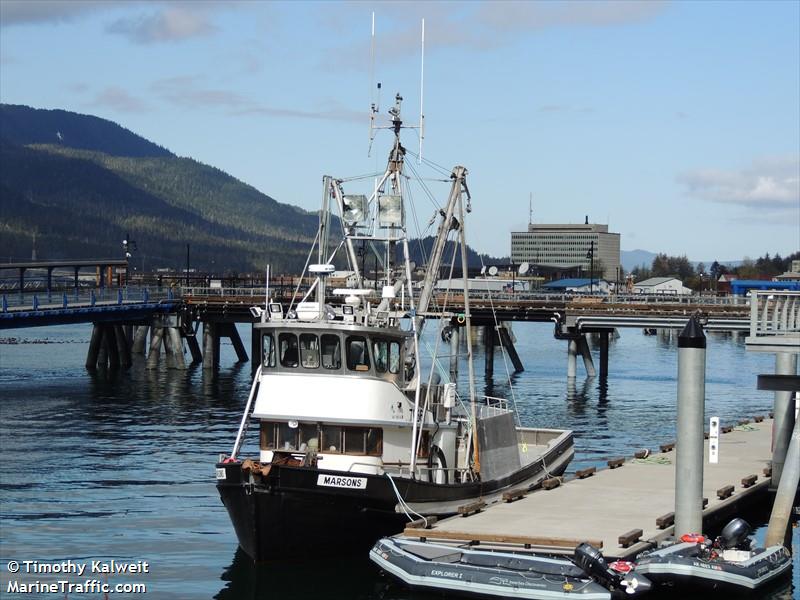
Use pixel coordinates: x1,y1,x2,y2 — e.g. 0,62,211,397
0,105,319,273
0,104,173,158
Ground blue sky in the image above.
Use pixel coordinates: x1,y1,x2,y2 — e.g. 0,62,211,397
1,0,798,263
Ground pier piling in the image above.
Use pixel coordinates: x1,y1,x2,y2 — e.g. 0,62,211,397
771,352,798,489
203,322,219,370
578,334,596,377
674,316,706,538
86,324,103,369
167,327,186,370
498,325,524,373
765,402,800,547
146,327,163,369
567,339,578,379
484,326,495,377
599,331,609,378
114,325,131,368
132,326,148,355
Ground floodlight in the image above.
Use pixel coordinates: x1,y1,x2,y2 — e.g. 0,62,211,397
343,195,367,224
378,195,403,227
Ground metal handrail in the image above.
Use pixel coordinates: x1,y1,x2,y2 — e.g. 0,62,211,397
749,291,800,338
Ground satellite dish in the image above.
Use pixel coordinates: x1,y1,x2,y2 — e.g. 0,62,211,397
488,266,498,277
519,262,530,275
480,266,486,275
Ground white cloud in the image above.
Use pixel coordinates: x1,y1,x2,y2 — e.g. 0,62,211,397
0,1,129,27
678,156,800,210
150,76,363,123
89,86,150,113
106,6,215,44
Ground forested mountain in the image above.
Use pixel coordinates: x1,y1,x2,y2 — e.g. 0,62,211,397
0,105,319,273
0,104,172,158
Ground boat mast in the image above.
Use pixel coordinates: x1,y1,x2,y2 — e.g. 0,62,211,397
456,186,479,473
316,175,332,317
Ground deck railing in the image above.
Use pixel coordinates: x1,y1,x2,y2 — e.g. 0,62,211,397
749,290,800,338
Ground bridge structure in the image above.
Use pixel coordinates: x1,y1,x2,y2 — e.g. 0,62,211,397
0,258,130,293
3,285,793,382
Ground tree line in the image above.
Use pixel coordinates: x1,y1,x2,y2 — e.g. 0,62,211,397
630,251,800,291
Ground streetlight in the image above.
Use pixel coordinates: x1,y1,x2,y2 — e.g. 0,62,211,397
122,233,137,287
586,241,595,295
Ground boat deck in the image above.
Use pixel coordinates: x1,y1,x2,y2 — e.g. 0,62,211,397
400,416,773,559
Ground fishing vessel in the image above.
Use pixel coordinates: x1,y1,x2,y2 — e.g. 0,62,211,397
215,94,574,560
634,518,792,594
370,537,652,599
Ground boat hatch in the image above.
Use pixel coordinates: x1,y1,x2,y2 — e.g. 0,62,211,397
260,421,382,455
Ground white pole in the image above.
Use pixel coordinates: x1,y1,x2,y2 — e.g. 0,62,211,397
419,18,425,162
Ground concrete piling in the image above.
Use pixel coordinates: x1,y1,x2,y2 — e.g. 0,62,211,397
578,334,596,377
771,352,798,489
86,324,103,369
167,327,186,370
203,322,219,370
484,325,495,377
765,410,800,547
599,331,609,378
132,326,149,355
115,325,131,368
498,325,524,373
146,327,163,370
674,316,706,538
225,323,249,363
567,339,578,379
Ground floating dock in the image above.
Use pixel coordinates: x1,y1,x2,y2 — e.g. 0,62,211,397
400,417,773,559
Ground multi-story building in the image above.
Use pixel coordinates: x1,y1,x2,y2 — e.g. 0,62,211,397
510,221,621,281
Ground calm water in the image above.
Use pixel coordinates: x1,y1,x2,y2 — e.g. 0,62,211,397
0,322,796,599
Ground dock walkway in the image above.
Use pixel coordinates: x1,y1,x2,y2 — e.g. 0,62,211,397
402,417,773,559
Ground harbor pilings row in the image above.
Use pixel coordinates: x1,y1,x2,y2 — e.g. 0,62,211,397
85,316,249,371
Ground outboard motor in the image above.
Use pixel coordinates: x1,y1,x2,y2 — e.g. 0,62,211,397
718,518,751,550
574,543,652,597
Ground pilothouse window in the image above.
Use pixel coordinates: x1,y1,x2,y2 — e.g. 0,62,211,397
279,333,299,368
372,338,401,374
299,334,320,369
346,336,370,372
262,333,275,368
321,334,341,369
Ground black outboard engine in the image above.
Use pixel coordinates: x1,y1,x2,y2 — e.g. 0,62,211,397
718,518,752,550
574,543,652,597
575,543,620,588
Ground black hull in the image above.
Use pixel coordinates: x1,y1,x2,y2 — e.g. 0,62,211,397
217,434,573,561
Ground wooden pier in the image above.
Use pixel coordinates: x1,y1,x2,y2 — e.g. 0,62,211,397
401,417,774,559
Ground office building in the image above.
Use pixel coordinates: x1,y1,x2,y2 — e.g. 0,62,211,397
510,221,621,281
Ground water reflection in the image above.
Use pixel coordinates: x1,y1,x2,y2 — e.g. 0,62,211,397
0,322,796,599
215,549,404,600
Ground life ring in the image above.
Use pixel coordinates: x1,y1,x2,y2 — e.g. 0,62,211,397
427,445,449,484
680,533,706,544
456,313,466,324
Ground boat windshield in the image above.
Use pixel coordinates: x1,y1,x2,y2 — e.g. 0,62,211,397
261,330,403,384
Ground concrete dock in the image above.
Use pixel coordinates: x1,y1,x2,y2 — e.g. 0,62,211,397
401,416,774,559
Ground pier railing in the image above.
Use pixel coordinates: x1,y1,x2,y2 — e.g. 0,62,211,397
1,287,177,313
749,290,800,339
